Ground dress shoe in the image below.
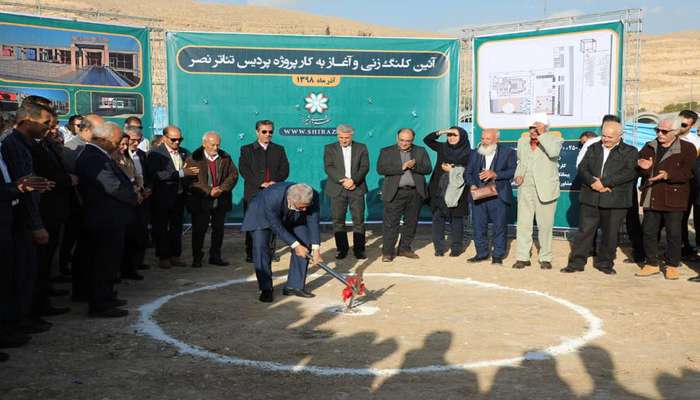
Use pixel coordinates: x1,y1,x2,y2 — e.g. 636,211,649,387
170,258,186,267
434,251,445,257
382,255,394,263
137,264,150,270
334,232,349,260
89,308,129,318
158,259,171,269
635,265,660,277
664,266,680,280
353,233,367,260
449,250,463,257
191,259,202,268
540,261,553,270
49,287,69,297
491,256,503,265
245,254,253,263
597,267,617,275
0,352,8,362
0,331,31,348
467,255,489,263
105,299,128,308
511,260,531,269
122,272,144,281
18,318,52,334
39,306,71,317
682,253,700,262
560,265,584,273
397,250,419,259
259,290,273,303
209,258,230,266
282,287,315,298
688,275,700,282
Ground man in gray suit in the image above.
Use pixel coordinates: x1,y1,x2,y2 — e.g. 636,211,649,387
323,124,370,259
377,128,432,262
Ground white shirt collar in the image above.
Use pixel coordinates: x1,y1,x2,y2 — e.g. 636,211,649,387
205,152,219,162
258,141,269,150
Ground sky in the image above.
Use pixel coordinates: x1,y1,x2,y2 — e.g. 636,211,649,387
197,0,696,35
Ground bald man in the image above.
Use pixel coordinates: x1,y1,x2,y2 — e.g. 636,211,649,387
185,131,238,268
561,121,638,275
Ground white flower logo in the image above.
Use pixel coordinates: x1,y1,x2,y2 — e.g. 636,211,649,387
304,92,328,114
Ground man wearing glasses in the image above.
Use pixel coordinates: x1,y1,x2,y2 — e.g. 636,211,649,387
124,116,150,153
239,120,290,263
147,125,199,269
676,110,700,260
512,113,563,270
636,118,696,280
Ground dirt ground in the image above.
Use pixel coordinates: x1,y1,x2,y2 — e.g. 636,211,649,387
2,226,700,399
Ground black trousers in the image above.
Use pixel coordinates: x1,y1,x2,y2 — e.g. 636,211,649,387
33,220,62,313
10,216,37,322
83,225,125,311
570,204,626,269
58,208,80,274
122,206,148,276
643,210,683,267
244,199,276,259
382,187,422,255
191,206,227,261
152,195,184,259
330,190,365,233
681,184,700,251
431,212,464,254
0,237,15,323
626,188,645,260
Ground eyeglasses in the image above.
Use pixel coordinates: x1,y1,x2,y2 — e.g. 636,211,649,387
655,128,672,134
167,137,183,142
528,126,537,130
128,125,143,130
446,133,458,137
681,123,690,128
259,130,273,135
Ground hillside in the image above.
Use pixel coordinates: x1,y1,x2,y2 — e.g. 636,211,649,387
1,0,698,113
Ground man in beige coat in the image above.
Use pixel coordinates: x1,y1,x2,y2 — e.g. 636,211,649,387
512,113,563,270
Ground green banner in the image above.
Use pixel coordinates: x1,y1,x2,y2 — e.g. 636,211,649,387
0,12,152,133
167,32,460,221
473,21,625,228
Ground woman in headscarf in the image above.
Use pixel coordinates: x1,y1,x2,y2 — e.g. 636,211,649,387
424,126,471,256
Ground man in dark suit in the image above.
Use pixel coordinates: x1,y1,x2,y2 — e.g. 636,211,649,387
146,125,199,269
125,125,151,275
239,120,290,263
30,113,76,316
465,129,517,265
377,128,432,262
185,131,238,268
0,151,52,359
323,124,370,259
561,121,639,275
75,121,139,317
241,182,322,303
0,101,54,334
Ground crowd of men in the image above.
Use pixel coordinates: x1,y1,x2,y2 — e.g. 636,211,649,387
1,93,700,363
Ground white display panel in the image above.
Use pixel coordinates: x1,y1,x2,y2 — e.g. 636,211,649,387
476,28,620,129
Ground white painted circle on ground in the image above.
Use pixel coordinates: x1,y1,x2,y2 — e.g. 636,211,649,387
135,272,605,376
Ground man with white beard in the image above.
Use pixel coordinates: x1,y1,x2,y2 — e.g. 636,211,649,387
465,129,517,264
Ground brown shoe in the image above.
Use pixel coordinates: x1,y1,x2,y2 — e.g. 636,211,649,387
635,265,660,277
382,255,394,263
158,258,171,269
664,266,680,280
170,257,186,267
397,250,419,259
